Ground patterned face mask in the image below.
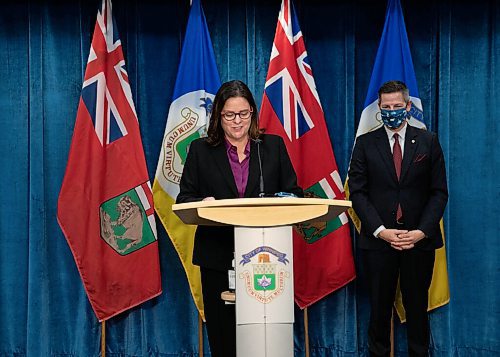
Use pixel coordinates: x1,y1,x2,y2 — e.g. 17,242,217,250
380,107,408,129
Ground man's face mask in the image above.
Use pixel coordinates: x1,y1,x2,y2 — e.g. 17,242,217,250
380,107,408,129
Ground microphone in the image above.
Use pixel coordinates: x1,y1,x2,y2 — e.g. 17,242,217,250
253,138,265,197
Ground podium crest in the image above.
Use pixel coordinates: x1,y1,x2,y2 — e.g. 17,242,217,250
239,247,290,303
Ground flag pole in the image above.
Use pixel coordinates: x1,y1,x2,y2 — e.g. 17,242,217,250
198,313,204,357
101,321,106,357
304,308,310,357
390,309,395,357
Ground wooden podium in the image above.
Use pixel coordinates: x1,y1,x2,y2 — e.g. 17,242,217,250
173,197,351,357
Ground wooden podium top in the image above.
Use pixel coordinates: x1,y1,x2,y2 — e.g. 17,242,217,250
172,197,351,227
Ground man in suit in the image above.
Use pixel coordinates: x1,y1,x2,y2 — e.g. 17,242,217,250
348,80,448,357
177,80,302,357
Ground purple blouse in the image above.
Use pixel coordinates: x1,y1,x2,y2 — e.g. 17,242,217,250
225,139,250,198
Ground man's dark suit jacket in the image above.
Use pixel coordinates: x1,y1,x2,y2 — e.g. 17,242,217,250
177,134,302,271
348,124,448,250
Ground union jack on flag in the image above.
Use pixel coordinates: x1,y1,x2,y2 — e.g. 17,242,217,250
260,0,355,309
262,0,323,142
81,0,137,146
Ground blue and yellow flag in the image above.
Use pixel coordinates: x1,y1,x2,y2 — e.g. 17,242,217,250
347,0,449,321
153,0,220,321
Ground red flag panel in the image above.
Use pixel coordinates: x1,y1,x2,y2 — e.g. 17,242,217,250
57,0,161,321
259,0,355,308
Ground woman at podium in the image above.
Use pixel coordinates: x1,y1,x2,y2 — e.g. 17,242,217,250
177,80,302,357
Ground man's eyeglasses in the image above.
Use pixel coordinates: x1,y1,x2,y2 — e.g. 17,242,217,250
221,109,253,121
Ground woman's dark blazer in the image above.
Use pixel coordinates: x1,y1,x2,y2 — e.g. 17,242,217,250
177,134,302,271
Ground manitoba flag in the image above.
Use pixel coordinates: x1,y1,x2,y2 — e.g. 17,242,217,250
57,0,161,321
259,0,356,308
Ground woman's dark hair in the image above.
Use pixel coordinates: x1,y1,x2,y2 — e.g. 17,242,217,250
206,80,261,146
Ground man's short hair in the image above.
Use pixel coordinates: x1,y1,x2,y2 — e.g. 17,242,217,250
378,80,410,103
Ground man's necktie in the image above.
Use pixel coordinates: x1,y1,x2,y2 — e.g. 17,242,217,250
393,133,403,221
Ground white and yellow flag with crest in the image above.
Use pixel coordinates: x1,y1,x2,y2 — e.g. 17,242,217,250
153,0,220,321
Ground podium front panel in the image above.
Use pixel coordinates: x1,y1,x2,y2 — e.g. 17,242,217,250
236,323,293,357
235,226,294,325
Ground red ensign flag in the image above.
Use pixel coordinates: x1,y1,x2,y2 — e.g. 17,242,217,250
57,0,161,321
259,0,355,308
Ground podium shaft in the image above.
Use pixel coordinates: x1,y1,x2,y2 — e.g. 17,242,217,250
235,226,294,356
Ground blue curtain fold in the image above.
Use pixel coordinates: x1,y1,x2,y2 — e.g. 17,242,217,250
0,0,498,356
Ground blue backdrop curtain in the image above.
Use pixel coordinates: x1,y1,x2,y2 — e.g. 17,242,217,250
0,0,498,356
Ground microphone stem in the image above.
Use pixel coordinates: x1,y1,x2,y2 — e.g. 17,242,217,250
256,139,265,197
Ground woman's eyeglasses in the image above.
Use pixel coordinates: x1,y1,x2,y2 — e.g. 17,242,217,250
221,109,253,121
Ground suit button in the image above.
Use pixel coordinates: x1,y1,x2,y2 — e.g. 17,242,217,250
391,211,395,215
